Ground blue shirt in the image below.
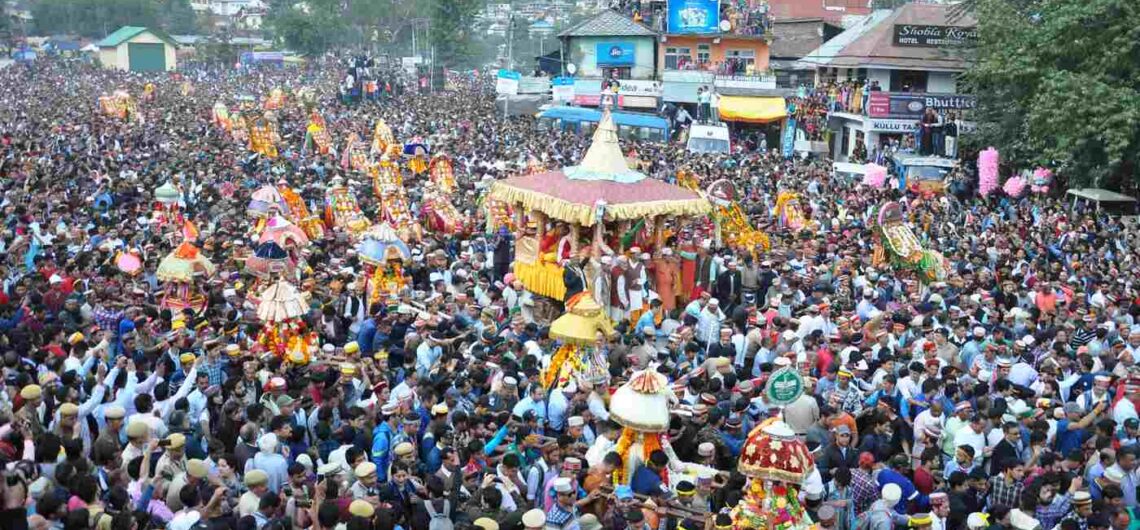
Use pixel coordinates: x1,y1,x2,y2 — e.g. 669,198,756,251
1055,419,1089,456
635,311,657,338
416,342,442,379
876,468,924,513
356,319,378,356
631,465,670,497
371,422,396,482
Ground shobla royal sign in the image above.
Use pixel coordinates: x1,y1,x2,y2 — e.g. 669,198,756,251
764,367,805,406
893,24,977,48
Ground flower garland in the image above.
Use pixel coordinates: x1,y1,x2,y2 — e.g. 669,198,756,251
369,264,407,305
541,343,577,389
612,428,663,485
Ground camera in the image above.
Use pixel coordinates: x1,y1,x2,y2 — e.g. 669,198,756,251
296,499,313,508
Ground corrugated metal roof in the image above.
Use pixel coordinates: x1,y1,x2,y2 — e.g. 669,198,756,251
768,0,872,24
796,5,972,71
558,10,657,38
769,20,827,59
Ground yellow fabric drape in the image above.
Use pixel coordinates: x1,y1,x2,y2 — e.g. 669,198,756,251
488,182,711,227
717,96,787,124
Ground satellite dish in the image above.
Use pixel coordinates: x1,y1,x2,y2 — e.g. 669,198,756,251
719,20,732,32
567,63,577,75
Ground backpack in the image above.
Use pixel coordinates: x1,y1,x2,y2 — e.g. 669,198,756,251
424,499,453,530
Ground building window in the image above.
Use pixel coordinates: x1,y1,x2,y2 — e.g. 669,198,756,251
724,49,755,75
664,47,691,70
890,70,929,92
697,44,711,67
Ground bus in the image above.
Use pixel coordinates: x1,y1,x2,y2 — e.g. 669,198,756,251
536,106,669,142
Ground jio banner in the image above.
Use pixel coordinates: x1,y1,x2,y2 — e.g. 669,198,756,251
552,77,575,103
668,0,721,34
496,70,521,96
782,118,796,159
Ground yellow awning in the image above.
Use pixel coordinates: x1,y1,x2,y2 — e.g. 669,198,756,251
718,96,787,124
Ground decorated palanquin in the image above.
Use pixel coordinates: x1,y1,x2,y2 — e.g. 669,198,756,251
324,178,371,236
153,181,183,229
249,116,279,158
610,368,673,484
733,419,819,530
342,133,369,172
156,241,216,314
356,223,412,305
870,201,949,283
246,214,311,299
256,281,319,365
680,175,770,254
248,184,287,240
774,192,809,232
542,292,614,389
264,88,286,110
304,112,332,155
212,101,232,131
370,156,403,191
296,87,317,110
421,190,465,235
370,160,420,240
403,141,429,175
99,90,138,122
277,182,326,240
372,119,396,155
484,198,515,234
488,110,709,300
429,155,457,195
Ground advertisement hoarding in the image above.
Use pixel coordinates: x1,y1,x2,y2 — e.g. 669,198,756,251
595,42,636,66
867,92,977,119
552,77,575,103
495,69,520,96
893,24,977,48
667,0,720,35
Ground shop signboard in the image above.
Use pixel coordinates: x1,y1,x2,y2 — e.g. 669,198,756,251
574,94,625,107
868,92,977,118
714,74,777,91
596,42,636,66
620,95,658,109
667,0,720,34
893,24,977,48
495,69,520,96
518,76,551,95
869,118,919,133
552,77,575,103
618,80,663,98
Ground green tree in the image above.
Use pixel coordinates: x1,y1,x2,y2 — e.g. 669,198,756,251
266,0,348,54
158,0,200,35
32,0,193,38
429,0,483,68
962,0,1140,190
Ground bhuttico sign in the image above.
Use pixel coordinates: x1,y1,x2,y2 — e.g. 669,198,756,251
893,24,977,47
868,92,977,118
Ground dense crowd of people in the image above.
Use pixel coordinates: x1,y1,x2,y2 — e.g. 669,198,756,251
0,53,1137,530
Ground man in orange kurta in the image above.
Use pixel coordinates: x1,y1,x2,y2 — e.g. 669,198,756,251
650,249,681,314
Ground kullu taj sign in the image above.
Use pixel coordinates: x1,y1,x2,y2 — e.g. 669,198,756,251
893,24,977,48
764,367,805,406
